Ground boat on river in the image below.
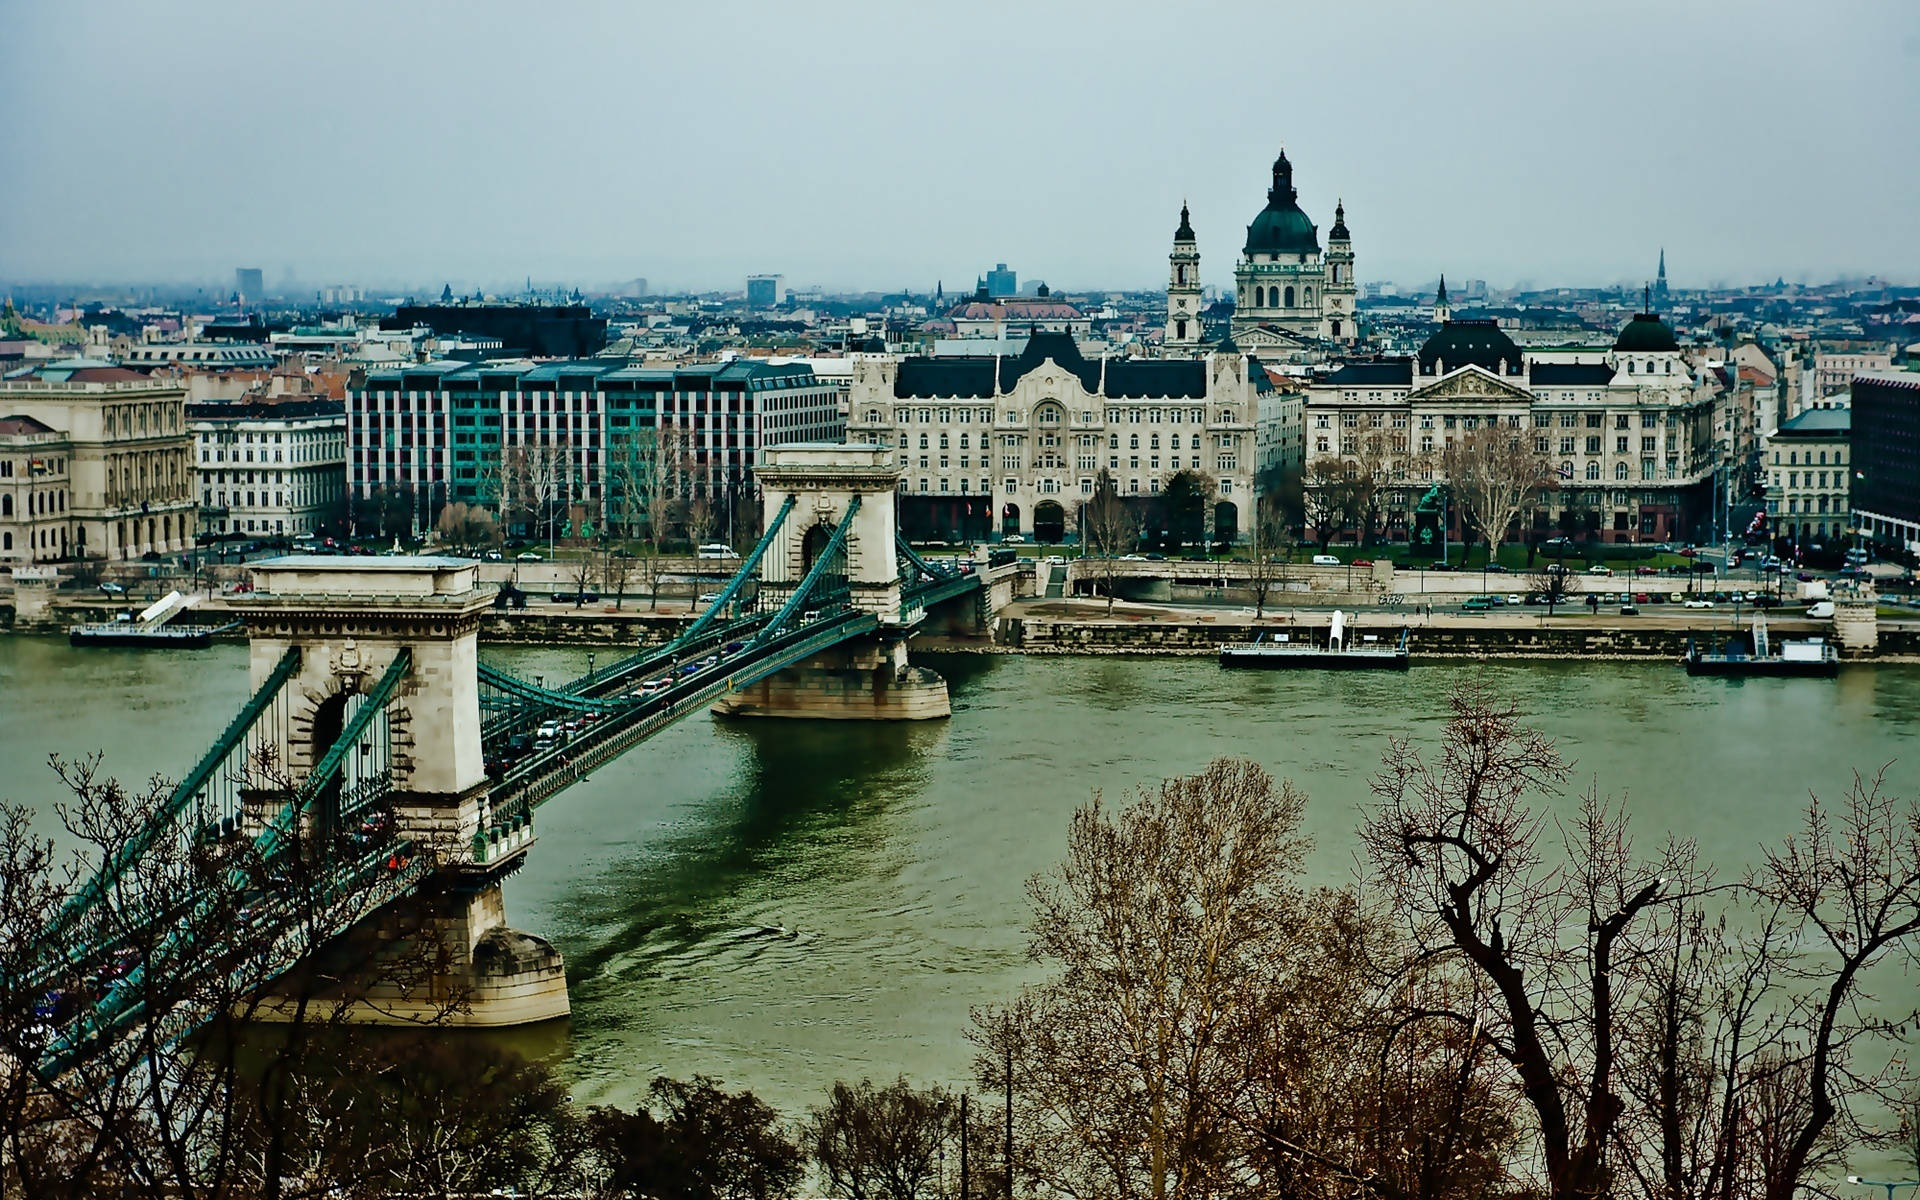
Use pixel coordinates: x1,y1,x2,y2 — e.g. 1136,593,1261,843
1220,610,1410,670
69,590,234,649
1682,613,1838,677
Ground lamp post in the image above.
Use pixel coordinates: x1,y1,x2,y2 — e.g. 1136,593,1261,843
1845,1177,1920,1200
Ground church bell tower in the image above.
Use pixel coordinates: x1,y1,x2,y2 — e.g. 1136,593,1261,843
1322,199,1356,344
1166,202,1202,352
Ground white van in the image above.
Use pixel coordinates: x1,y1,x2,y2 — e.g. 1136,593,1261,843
1806,600,1836,619
697,543,739,560
1311,554,1340,566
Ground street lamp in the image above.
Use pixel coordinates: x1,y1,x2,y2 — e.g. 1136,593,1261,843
1846,1177,1920,1200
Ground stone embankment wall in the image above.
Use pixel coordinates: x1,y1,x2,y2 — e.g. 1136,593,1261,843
991,617,1920,661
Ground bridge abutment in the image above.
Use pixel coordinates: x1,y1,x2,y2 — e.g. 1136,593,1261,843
713,633,950,720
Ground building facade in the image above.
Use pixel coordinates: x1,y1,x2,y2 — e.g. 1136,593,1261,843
1300,312,1719,543
847,332,1261,543
1229,151,1358,349
0,415,72,565
190,399,347,539
1813,349,1891,398
1851,370,1920,558
347,359,841,537
1762,408,1849,545
0,369,196,560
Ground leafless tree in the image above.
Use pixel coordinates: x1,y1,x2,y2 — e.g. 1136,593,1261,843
602,547,637,611
1360,687,1683,1200
434,501,500,553
1303,459,1357,549
0,749,468,1200
1441,424,1554,563
805,1077,956,1200
608,424,694,610
971,758,1316,1200
1246,491,1297,620
1079,469,1137,615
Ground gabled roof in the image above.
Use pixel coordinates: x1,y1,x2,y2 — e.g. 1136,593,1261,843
1528,362,1615,386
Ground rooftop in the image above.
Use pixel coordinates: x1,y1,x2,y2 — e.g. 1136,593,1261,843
1774,408,1851,436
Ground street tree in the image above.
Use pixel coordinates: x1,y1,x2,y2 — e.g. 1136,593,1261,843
1246,491,1297,620
805,1077,955,1200
1441,424,1554,563
1303,459,1356,548
434,501,499,553
1079,469,1137,614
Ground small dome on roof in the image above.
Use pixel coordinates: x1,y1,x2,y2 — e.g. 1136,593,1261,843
1175,202,1195,242
1614,312,1679,353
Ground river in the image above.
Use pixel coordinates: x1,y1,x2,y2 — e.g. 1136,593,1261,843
3,636,1918,1140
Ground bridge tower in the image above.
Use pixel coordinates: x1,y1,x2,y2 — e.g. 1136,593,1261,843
716,443,951,719
231,556,569,1026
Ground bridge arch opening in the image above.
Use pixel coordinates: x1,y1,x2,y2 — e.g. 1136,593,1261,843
307,691,350,838
801,521,834,573
1033,500,1066,545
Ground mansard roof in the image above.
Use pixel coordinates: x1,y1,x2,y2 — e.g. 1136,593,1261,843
1528,362,1616,386
1325,359,1414,387
892,331,1206,399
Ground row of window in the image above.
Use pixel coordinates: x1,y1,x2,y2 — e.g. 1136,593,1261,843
898,476,1240,498
868,406,1236,427
0,457,65,477
0,491,66,517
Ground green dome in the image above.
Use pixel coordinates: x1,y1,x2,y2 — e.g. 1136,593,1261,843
1614,312,1679,353
1243,151,1320,256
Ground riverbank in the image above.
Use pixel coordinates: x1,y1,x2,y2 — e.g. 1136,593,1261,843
12,590,1918,662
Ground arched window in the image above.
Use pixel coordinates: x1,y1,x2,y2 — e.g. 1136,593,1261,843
1614,462,1629,481
1585,462,1601,480
1331,319,1342,338
2,532,9,550
1254,286,1265,307
1284,286,1296,307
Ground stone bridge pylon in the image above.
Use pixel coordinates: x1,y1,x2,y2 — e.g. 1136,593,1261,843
231,556,569,1027
714,443,952,720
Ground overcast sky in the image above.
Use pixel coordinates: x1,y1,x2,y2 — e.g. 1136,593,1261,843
3,1,1917,297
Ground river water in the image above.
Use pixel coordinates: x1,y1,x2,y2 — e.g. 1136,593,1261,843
4,636,1918,1136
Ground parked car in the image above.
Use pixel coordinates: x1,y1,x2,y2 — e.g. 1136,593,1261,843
1634,565,1658,576
1462,596,1494,612
1484,564,1510,574
1311,554,1340,566
1506,593,1523,606
98,581,127,595
516,551,543,562
483,549,503,561
1587,565,1614,576
1683,598,1714,609
1619,603,1639,615
1003,535,1027,545
1351,559,1374,568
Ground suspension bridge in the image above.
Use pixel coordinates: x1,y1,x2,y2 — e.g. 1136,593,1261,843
19,444,1019,1079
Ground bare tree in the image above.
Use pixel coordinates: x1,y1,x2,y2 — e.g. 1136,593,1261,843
971,758,1315,1200
1349,431,1395,547
1361,687,1679,1200
608,425,693,611
1246,491,1297,620
1079,469,1137,615
0,750,466,1200
434,501,499,553
1743,770,1920,1200
805,1078,956,1200
602,547,637,612
1303,459,1356,549
1441,424,1554,564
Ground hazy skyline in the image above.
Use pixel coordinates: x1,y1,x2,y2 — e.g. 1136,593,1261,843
4,1,1918,296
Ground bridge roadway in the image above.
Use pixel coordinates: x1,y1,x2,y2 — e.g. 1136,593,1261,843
478,571,984,833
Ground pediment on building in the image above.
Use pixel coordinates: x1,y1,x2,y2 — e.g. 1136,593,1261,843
1407,365,1532,403
1234,324,1316,350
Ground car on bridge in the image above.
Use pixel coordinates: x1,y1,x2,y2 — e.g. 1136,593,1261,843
641,677,671,695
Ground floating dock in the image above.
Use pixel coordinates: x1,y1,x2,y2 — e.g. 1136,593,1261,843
1220,611,1410,670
